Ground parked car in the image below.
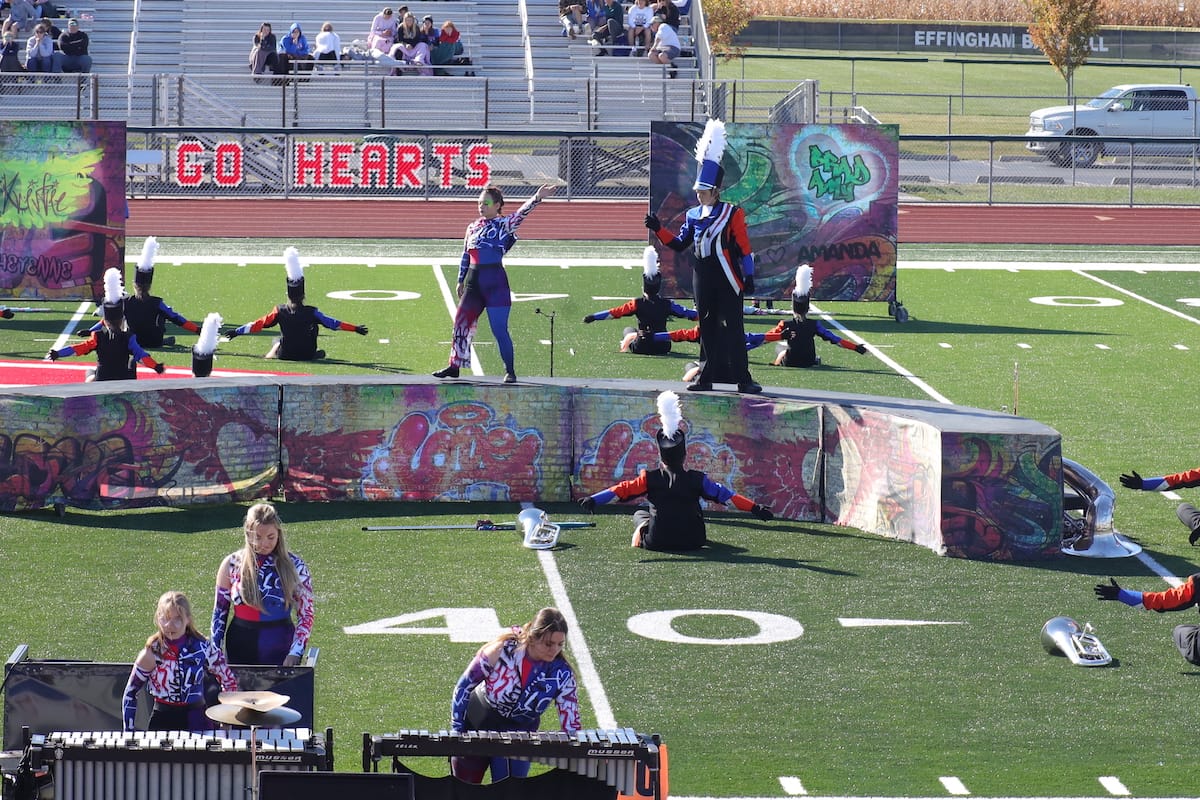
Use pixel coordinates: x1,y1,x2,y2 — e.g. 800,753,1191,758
1025,83,1200,167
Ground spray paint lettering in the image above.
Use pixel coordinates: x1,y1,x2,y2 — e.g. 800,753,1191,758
365,401,545,501
808,144,871,203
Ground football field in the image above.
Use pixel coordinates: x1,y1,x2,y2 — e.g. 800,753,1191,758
3,241,1200,797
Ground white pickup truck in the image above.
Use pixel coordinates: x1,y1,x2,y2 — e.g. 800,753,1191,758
1025,83,1200,167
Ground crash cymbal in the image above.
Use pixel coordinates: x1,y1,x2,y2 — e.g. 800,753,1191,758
205,703,301,727
217,690,290,712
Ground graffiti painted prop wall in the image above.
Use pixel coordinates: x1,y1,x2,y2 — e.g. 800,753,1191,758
648,122,899,303
0,121,127,302
0,377,1061,561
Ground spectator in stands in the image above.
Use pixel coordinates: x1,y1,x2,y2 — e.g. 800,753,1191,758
652,0,679,29
55,18,90,73
0,30,22,72
559,0,588,39
390,12,431,76
4,0,36,34
367,6,398,53
431,20,464,75
626,0,655,52
24,23,54,72
647,16,679,76
278,22,313,75
313,21,340,72
249,21,281,76
588,0,624,53
31,0,54,19
419,14,438,48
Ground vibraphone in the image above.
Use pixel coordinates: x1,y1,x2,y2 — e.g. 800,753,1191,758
364,728,661,798
29,727,332,800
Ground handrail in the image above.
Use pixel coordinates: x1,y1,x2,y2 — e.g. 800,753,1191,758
517,0,536,121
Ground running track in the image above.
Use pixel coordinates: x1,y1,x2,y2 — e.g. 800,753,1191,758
127,199,1200,244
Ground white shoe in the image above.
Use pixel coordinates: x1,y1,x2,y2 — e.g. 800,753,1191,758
587,38,600,46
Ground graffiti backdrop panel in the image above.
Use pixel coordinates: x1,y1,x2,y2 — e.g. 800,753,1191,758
649,122,898,303
0,121,126,302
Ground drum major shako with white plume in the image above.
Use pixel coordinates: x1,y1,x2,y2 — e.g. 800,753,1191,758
693,118,727,191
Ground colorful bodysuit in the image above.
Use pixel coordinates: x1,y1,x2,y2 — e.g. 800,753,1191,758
122,633,237,731
445,198,541,373
449,627,580,782
212,551,314,665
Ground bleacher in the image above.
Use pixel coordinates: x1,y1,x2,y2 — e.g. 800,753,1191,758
0,0,705,132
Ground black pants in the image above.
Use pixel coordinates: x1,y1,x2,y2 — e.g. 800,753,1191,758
693,259,750,385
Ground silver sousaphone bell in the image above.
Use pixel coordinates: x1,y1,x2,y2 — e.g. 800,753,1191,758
1040,616,1112,666
518,507,561,550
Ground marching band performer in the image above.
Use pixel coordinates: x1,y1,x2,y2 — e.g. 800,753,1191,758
585,245,697,354
78,237,201,347
645,118,762,393
1095,575,1200,665
434,183,558,384
122,591,238,731
449,607,581,784
46,268,166,381
223,247,368,360
769,264,868,367
579,390,774,550
212,502,314,666
1119,464,1200,546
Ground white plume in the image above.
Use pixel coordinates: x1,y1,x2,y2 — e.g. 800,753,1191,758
794,264,813,298
137,236,158,273
284,247,304,282
642,246,659,279
103,268,123,305
657,390,682,440
694,118,726,164
195,312,223,356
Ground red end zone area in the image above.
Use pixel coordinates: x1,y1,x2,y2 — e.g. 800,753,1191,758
0,360,307,388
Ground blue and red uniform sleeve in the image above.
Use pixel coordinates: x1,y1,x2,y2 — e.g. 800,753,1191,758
52,332,100,359
590,298,638,321
728,207,754,278
654,217,694,252
312,309,359,333
590,471,651,505
232,307,280,336
1158,468,1200,490
157,299,199,333
1136,574,1200,612
651,327,700,344
669,301,698,321
128,334,161,372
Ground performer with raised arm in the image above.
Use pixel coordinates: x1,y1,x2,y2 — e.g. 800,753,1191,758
1118,464,1200,545
449,607,580,784
579,390,773,550
645,118,761,393
223,247,368,361
585,245,697,354
433,183,557,383
46,268,166,381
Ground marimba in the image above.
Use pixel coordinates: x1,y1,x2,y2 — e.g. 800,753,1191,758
29,727,332,800
364,727,661,798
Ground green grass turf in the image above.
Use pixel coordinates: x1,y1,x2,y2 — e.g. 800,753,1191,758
5,244,1200,796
